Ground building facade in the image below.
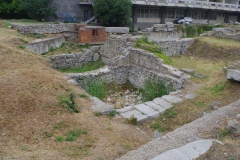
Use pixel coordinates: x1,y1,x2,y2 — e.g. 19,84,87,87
52,0,240,30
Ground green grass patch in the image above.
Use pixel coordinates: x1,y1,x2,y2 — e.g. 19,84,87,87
55,136,63,142
141,78,172,102
65,129,87,142
150,107,178,132
58,61,105,73
210,81,227,94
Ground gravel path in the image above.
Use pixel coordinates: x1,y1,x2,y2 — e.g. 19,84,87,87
116,99,240,160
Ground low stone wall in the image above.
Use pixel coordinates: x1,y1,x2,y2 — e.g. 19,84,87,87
11,23,77,34
48,46,101,69
201,28,240,41
157,38,195,56
25,36,65,54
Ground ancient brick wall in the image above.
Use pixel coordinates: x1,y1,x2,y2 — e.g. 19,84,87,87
78,28,108,43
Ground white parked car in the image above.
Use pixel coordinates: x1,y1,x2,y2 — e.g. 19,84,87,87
174,17,193,24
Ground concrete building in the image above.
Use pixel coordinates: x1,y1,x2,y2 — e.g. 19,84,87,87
52,0,240,30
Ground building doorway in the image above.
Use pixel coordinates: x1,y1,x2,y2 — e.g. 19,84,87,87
83,10,89,22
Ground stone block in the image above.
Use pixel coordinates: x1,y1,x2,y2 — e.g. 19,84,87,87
144,101,165,113
116,106,133,113
153,98,172,109
105,27,129,34
91,97,115,115
134,104,159,117
121,110,148,123
154,130,163,139
227,120,240,136
161,95,183,103
227,69,240,82
180,68,195,75
91,46,101,52
184,94,196,99
93,53,100,62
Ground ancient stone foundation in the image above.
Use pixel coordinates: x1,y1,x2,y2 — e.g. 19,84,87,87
68,35,189,90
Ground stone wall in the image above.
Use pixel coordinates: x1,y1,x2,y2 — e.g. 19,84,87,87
201,28,240,41
157,38,195,56
142,23,194,56
78,26,108,43
11,23,77,34
68,35,189,90
48,46,101,69
25,36,65,54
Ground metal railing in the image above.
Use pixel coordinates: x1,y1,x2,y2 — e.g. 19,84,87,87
132,0,240,10
81,16,95,24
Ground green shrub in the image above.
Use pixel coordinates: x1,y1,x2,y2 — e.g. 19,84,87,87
141,78,172,102
186,25,197,38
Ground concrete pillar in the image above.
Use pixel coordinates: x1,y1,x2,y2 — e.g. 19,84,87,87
161,7,166,24
237,13,240,22
224,12,229,23
206,9,210,23
185,8,189,17
132,5,138,31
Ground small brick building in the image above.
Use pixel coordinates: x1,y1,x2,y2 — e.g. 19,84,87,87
78,25,108,43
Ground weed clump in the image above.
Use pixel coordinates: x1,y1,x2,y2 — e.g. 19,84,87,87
58,92,79,113
141,78,172,102
126,115,137,125
66,129,87,142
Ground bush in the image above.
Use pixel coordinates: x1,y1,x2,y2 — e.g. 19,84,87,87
93,0,132,27
186,25,197,38
58,92,79,113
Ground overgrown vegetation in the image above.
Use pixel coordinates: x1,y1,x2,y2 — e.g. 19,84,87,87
140,78,172,102
136,35,173,65
177,24,224,38
58,61,105,73
65,129,87,141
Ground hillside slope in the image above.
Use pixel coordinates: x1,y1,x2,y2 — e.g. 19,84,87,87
0,21,150,160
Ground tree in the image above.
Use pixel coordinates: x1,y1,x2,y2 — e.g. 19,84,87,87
93,0,132,27
0,0,23,18
18,0,56,21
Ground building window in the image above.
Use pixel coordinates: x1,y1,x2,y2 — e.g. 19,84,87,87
176,10,185,19
198,11,206,19
150,8,160,18
138,8,149,18
188,10,198,19
166,10,174,18
209,12,217,20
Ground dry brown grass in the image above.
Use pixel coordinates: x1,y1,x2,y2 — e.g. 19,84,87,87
0,20,150,160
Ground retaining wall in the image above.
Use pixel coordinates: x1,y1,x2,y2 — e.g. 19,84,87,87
11,23,77,34
49,46,101,69
201,28,240,41
25,36,65,54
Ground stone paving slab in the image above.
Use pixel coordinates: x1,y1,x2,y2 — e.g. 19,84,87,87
91,97,115,115
153,98,172,109
147,111,160,119
121,109,148,123
116,105,133,113
161,95,183,103
184,93,196,99
145,101,166,113
151,140,213,160
134,104,157,115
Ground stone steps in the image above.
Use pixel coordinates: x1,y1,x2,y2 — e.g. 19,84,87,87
116,94,187,123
